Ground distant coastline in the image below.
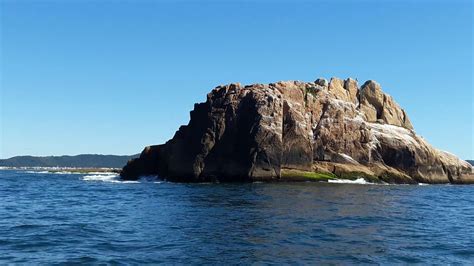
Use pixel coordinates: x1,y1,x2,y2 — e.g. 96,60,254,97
0,154,139,168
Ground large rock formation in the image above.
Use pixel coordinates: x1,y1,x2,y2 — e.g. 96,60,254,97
121,78,473,184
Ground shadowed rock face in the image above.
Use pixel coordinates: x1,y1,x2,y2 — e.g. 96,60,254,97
121,78,473,184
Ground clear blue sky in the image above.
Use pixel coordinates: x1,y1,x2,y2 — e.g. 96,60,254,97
1,0,472,159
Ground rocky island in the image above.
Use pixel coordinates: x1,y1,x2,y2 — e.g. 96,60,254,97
121,78,473,184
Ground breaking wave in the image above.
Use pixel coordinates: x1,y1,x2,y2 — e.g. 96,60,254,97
25,171,51,174
24,170,84,175
81,174,160,184
328,178,374,185
82,173,125,183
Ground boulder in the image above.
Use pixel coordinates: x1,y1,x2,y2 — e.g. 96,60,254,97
344,78,359,105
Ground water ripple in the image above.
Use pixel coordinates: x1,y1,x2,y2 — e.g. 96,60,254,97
0,169,473,264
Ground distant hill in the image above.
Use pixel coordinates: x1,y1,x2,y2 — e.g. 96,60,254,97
467,160,474,166
0,154,139,168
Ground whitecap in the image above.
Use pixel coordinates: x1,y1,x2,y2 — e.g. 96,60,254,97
53,171,84,175
120,180,140,184
82,174,161,184
328,178,373,185
25,171,50,174
86,172,117,175
82,174,121,183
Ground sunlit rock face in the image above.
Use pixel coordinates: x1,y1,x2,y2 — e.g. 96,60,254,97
121,78,473,184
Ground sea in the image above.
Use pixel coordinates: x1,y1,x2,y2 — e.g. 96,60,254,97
1,169,473,264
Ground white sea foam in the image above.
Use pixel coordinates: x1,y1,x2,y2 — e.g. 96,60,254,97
121,180,141,184
53,171,85,175
82,174,121,182
328,178,373,185
25,170,88,175
84,172,117,175
82,174,161,184
25,171,50,174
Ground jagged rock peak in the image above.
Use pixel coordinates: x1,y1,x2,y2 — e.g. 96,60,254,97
210,77,411,130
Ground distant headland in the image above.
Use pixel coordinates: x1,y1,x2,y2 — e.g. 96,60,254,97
120,77,473,184
0,154,138,169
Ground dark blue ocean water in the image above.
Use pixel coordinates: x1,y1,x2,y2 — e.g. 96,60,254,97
0,169,473,264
